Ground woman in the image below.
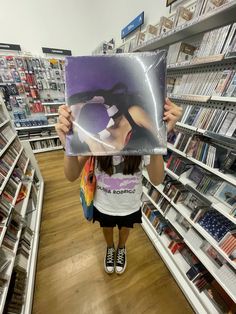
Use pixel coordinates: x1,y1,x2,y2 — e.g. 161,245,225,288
56,98,182,274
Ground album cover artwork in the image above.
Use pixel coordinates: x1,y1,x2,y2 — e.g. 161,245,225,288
65,52,167,156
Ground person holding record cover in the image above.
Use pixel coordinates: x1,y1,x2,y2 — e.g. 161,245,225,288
65,53,168,156
55,97,182,275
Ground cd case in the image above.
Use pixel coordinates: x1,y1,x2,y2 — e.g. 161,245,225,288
65,51,167,156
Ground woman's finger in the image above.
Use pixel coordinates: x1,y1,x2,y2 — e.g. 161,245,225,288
58,115,71,128
56,123,70,134
58,105,71,119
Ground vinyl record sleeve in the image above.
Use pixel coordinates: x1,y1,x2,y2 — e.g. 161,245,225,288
65,52,167,156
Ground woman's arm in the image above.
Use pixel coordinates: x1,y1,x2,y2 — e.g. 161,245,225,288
56,105,89,181
146,155,165,186
64,156,88,182
146,99,183,186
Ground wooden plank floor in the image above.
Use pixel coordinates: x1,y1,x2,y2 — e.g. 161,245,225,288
32,151,194,314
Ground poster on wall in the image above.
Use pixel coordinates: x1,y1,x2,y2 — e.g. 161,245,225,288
65,51,167,156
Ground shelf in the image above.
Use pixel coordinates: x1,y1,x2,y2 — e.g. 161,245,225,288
167,54,226,71
33,146,63,153
0,119,9,129
176,122,197,132
143,170,236,271
169,200,236,272
144,197,236,302
0,147,24,193
170,94,236,104
141,214,217,314
143,189,165,215
0,224,25,311
0,134,17,158
0,170,35,313
15,124,56,130
44,113,59,117
133,1,236,52
167,144,236,187
211,96,236,103
177,171,236,224
42,102,65,106
169,94,211,102
165,212,236,307
21,135,59,142
167,143,187,157
187,157,236,187
22,184,44,314
175,123,236,149
23,158,30,174
203,131,236,147
21,233,38,314
165,165,179,180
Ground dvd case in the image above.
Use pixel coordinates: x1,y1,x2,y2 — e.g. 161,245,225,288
65,52,167,156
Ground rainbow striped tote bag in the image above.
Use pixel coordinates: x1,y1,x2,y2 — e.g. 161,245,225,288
80,157,96,221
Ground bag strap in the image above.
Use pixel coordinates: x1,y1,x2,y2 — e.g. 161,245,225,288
88,156,95,173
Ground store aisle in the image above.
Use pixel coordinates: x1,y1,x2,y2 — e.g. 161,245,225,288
32,151,193,314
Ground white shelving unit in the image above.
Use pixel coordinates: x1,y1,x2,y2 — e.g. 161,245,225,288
167,143,236,187
33,145,63,154
21,135,59,142
0,96,44,314
141,214,220,314
133,1,236,52
15,124,56,131
42,102,65,105
44,113,59,117
143,169,236,264
133,2,236,312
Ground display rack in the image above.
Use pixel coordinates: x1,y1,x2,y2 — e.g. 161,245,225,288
0,54,65,153
0,95,44,313
133,1,236,52
124,1,236,312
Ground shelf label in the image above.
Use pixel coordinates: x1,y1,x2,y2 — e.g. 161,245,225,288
121,12,144,39
42,47,72,56
0,43,21,51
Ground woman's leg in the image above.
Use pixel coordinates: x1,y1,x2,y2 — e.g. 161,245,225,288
116,227,130,274
103,227,115,274
103,227,114,247
118,227,130,248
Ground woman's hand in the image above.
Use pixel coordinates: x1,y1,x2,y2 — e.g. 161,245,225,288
55,105,72,147
163,98,183,132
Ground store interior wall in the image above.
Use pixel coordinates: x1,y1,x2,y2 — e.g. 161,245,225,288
0,0,169,56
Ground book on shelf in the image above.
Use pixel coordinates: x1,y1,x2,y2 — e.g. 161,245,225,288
198,209,236,242
174,6,193,28
168,66,236,97
145,24,158,41
175,214,192,232
168,239,185,254
134,31,146,47
158,16,174,35
186,262,208,281
201,242,226,267
168,42,197,65
201,0,227,16
219,231,236,258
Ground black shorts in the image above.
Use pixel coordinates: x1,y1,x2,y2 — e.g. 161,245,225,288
93,206,142,229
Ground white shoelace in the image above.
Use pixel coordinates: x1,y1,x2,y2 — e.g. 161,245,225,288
117,248,125,265
107,248,114,264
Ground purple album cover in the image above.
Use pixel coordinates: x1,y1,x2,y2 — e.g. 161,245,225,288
65,51,167,156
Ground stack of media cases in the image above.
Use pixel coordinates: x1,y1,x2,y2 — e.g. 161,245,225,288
0,95,44,313
100,0,236,313
0,55,65,153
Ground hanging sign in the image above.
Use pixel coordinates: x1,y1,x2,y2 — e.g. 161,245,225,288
121,12,144,39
